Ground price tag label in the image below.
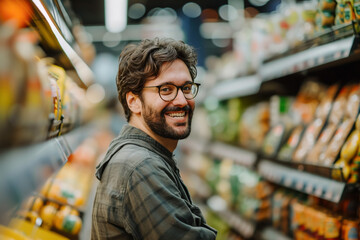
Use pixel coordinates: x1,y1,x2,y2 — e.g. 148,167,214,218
333,193,341,202
314,187,323,197
284,177,292,187
334,51,341,59
295,181,304,191
308,58,315,67
305,184,313,194
324,190,332,200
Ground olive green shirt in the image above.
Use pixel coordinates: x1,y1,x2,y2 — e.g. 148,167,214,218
91,124,217,240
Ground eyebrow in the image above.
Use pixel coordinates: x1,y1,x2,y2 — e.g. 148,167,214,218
162,81,193,85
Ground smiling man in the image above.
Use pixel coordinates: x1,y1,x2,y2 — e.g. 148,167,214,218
91,38,217,240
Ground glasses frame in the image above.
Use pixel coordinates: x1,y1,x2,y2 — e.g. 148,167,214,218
143,82,201,102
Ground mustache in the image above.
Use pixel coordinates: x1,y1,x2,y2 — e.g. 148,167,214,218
162,105,191,114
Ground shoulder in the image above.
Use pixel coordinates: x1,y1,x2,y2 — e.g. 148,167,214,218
104,144,174,182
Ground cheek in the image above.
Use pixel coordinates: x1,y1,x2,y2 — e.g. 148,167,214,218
142,95,168,112
188,100,195,110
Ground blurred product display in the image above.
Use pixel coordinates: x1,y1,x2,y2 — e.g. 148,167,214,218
2,0,360,240
180,0,360,238
0,1,115,240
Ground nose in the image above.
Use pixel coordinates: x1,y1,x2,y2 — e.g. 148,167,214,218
172,89,188,106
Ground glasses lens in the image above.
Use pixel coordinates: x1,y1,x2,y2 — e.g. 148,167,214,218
159,84,177,101
183,83,198,99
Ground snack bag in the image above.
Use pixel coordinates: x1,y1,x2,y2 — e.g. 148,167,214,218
292,84,339,162
320,85,360,166
306,85,348,164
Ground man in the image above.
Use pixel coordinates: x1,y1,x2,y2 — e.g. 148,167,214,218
91,38,217,240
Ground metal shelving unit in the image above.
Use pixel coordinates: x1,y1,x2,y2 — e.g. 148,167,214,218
0,125,95,224
0,0,97,226
30,0,94,88
260,22,359,82
258,159,346,203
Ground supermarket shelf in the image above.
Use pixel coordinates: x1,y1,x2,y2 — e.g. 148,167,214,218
207,196,256,239
258,159,346,203
0,125,94,224
260,35,356,82
208,75,261,100
30,0,94,88
209,142,257,169
260,227,293,240
181,139,258,169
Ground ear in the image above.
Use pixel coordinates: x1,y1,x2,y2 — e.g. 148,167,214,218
126,91,142,115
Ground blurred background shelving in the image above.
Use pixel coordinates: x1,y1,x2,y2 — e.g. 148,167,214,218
2,0,360,239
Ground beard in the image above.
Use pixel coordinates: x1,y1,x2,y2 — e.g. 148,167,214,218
142,104,193,140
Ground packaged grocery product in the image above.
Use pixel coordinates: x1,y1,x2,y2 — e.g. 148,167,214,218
22,195,44,212
271,190,294,235
293,118,326,162
332,158,351,180
306,85,349,164
347,156,360,183
292,84,338,162
292,80,327,125
321,118,355,166
335,0,346,24
262,95,297,158
320,85,360,166
40,203,58,229
47,64,67,138
324,214,342,239
306,124,339,164
278,125,305,161
344,0,356,23
342,218,359,240
345,85,360,121
316,10,335,30
354,0,360,19
340,129,360,160
262,123,286,158
238,102,270,151
320,0,337,11
54,206,82,235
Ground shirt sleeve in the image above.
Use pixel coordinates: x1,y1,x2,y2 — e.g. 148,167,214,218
124,160,217,240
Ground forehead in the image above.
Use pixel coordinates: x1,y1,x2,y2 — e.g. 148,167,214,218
147,59,192,85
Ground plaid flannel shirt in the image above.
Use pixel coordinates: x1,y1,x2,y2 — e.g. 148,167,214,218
91,124,217,240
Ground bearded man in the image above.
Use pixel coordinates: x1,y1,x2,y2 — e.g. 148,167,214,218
91,38,217,240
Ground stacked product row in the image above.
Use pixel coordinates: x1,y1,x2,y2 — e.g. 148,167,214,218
182,151,360,240
0,23,95,149
0,129,114,240
208,79,360,183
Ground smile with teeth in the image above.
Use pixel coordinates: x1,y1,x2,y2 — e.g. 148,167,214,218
166,112,186,118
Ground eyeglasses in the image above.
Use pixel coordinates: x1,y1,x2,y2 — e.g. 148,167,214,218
143,82,201,102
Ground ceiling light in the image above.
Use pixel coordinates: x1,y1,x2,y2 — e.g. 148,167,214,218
128,3,146,20
105,0,127,33
248,0,270,7
218,4,238,21
182,2,201,18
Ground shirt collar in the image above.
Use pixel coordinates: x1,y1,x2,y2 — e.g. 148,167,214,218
120,124,176,164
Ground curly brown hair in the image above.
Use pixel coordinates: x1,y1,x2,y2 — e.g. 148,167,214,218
116,38,198,121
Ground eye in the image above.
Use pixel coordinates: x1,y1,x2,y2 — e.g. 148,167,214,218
182,84,192,93
159,85,175,95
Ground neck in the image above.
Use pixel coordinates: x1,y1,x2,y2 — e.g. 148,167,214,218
128,118,178,152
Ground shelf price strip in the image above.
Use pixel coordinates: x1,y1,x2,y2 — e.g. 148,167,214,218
258,160,346,203
260,36,355,82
